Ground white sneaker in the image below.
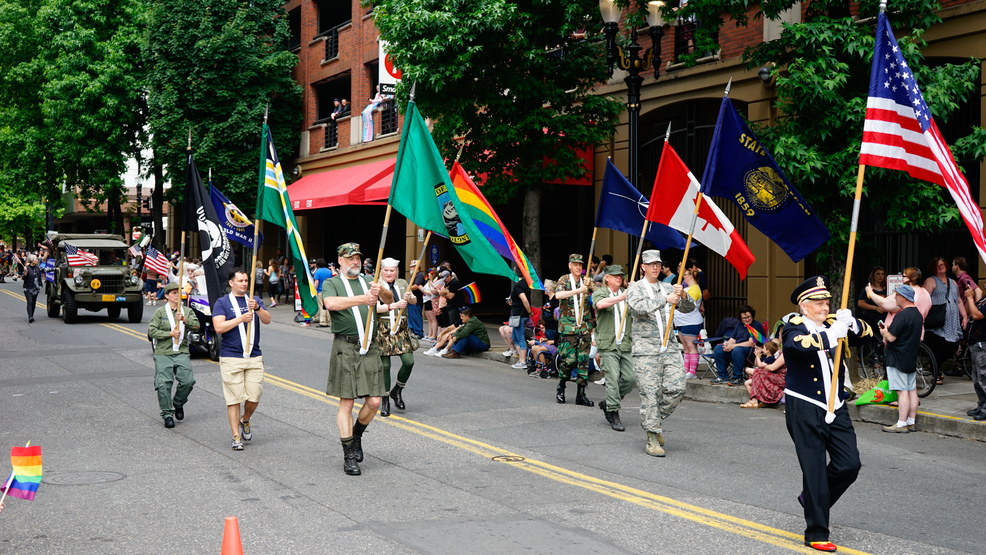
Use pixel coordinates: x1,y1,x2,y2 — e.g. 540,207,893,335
594,377,606,385
511,361,527,369
686,372,698,379
437,348,449,357
501,350,515,357
423,348,437,356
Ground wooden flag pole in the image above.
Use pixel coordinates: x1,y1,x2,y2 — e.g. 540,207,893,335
828,163,867,416
392,231,432,332
616,218,651,342
661,193,703,348
362,204,393,351
248,105,271,346
0,441,30,507
576,227,598,327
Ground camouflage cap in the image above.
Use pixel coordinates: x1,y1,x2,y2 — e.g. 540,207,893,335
603,264,626,276
337,242,362,257
568,253,584,264
162,281,180,294
641,250,662,264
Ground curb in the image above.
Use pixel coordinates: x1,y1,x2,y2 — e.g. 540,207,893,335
854,403,986,441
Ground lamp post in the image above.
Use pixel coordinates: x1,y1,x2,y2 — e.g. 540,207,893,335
136,177,142,226
599,0,665,191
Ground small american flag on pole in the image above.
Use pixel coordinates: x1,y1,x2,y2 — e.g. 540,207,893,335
129,245,142,259
64,244,98,267
144,247,170,275
859,12,986,262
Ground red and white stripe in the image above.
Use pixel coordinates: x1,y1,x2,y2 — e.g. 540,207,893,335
144,250,171,276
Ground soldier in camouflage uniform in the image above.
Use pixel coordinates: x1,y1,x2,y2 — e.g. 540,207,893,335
554,253,597,406
626,250,696,457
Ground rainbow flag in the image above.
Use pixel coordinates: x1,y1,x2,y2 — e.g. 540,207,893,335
449,162,544,290
462,282,481,304
1,445,42,501
745,323,766,345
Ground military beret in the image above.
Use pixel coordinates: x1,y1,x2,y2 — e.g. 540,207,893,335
791,275,832,304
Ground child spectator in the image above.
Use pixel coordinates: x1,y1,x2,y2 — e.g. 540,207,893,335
741,338,786,408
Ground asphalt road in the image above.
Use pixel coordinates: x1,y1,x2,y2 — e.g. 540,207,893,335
0,282,983,554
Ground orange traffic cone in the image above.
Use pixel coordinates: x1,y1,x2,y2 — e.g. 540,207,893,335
221,516,244,555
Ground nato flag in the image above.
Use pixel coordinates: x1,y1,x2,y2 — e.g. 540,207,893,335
596,159,685,250
700,96,829,262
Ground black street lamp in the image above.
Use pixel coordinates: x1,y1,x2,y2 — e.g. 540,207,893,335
599,0,666,191
136,178,143,225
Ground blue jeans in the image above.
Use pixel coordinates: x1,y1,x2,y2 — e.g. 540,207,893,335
408,302,424,337
511,317,529,351
714,344,752,380
452,335,490,355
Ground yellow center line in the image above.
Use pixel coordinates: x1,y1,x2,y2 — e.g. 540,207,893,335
94,319,870,554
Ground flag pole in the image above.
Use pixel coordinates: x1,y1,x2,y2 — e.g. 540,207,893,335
0,441,30,507
616,218,651,342
828,163,866,416
577,227,598,327
393,231,432,332
248,105,270,345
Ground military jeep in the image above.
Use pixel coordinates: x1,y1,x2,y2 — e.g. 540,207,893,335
44,233,144,323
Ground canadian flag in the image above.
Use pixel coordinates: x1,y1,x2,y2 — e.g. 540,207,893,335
645,142,755,279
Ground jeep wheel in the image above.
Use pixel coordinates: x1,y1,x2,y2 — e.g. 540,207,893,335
63,291,78,323
107,306,122,320
46,295,60,318
128,301,144,323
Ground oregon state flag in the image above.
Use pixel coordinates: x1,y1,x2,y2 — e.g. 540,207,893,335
388,102,518,282
701,96,829,262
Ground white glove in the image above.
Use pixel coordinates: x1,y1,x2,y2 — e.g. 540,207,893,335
828,320,849,340
835,309,854,327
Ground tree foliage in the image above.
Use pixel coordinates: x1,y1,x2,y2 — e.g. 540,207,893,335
145,0,302,212
369,0,624,203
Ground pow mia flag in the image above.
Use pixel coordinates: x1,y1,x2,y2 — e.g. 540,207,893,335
184,151,234,307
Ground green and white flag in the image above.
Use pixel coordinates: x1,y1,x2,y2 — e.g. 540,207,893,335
388,101,518,282
257,124,318,315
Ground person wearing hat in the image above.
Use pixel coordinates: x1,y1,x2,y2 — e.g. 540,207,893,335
592,264,635,431
213,268,272,450
147,281,200,429
782,275,871,552
322,242,383,476
876,284,923,433
375,257,418,416
553,253,598,406
626,250,695,457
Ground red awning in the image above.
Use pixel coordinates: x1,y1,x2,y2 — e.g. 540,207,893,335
287,158,395,210
362,171,394,203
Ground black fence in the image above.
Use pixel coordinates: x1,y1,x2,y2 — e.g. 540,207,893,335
380,99,398,136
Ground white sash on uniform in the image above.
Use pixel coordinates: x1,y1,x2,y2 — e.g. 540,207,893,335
228,293,256,358
341,276,374,355
164,304,185,352
569,273,584,324
642,280,668,352
612,289,627,345
382,281,402,335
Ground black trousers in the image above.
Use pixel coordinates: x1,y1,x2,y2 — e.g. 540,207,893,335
25,289,39,320
785,396,861,542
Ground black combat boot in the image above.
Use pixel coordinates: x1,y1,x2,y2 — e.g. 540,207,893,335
575,384,594,407
600,401,613,424
379,395,390,417
610,411,625,432
556,381,566,404
390,384,405,410
352,420,368,462
341,440,361,476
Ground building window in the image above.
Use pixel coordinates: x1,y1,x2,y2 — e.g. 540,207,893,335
673,19,718,61
380,99,398,136
287,7,301,52
313,74,352,124
316,0,351,38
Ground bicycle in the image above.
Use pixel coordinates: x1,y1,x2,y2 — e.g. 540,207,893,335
914,342,938,398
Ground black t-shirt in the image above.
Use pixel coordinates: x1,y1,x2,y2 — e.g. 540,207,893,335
510,279,531,317
445,277,463,309
858,285,887,323
886,306,923,373
411,271,426,303
968,297,986,343
542,297,559,332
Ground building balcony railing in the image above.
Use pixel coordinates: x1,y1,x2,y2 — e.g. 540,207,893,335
670,19,719,67
324,27,339,61
379,99,398,136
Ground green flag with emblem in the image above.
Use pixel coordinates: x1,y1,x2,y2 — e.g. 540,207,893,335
257,124,319,316
388,101,518,282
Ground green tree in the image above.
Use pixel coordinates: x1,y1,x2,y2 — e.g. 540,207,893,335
646,0,982,294
369,0,624,282
144,0,302,220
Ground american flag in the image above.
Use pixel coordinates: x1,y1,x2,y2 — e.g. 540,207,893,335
65,244,98,267
129,245,142,259
11,252,21,267
859,12,986,262
144,246,171,275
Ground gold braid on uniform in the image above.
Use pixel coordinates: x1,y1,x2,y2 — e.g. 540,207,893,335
793,333,824,350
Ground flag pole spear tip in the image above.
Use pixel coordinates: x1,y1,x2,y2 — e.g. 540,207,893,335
410,81,417,102
724,77,732,97
665,122,672,142
264,102,269,124
879,0,887,13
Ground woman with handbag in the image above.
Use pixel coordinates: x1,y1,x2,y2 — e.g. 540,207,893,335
923,257,965,383
22,254,44,323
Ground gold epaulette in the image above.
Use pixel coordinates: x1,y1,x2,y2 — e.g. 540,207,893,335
788,315,804,325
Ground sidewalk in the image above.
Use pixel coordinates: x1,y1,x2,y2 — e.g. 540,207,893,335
269,306,986,442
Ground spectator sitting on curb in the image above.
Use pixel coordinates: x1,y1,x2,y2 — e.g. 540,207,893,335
442,307,490,359
423,318,462,357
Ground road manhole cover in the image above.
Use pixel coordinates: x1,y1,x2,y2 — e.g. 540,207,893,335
491,455,525,462
43,471,126,486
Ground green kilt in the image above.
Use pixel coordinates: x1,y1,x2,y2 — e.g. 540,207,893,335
326,336,387,399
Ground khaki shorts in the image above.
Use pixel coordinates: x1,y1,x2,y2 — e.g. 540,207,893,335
219,355,265,405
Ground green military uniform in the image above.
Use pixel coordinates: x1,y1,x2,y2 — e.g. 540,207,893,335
324,270,386,399
453,316,490,345
554,254,597,407
147,289,200,421
626,250,696,455
592,265,635,430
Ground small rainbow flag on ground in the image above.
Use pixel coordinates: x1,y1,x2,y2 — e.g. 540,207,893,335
462,282,481,304
1,445,42,501
450,162,544,290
